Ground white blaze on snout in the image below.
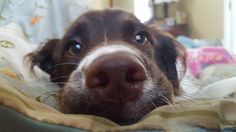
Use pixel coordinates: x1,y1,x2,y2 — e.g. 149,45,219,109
75,44,154,92
77,44,145,71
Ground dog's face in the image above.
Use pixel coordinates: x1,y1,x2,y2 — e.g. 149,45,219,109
28,9,186,125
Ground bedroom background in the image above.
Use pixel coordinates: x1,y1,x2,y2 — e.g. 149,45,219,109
89,0,236,98
0,0,236,107
1,0,236,131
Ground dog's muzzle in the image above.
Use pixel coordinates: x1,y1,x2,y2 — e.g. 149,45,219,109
84,51,147,104
78,46,147,105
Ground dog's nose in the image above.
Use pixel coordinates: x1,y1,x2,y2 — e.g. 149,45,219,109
85,53,146,104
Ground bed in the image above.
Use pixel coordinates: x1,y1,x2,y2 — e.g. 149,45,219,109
1,1,236,132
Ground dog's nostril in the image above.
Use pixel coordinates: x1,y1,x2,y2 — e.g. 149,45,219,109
126,67,146,83
87,72,109,88
95,72,109,87
99,75,109,87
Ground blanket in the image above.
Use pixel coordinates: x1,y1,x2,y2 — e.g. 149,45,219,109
0,73,236,131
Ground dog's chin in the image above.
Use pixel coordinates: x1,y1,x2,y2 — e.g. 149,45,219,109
83,104,148,125
62,101,153,125
60,91,170,125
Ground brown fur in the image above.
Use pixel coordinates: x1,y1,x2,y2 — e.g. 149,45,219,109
26,9,186,125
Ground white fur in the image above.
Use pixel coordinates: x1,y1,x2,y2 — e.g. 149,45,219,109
75,44,153,93
78,44,142,71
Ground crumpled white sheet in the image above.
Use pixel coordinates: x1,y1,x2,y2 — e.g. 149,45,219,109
0,23,60,107
180,65,236,101
0,23,48,82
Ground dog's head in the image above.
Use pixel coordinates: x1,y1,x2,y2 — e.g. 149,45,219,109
27,9,186,125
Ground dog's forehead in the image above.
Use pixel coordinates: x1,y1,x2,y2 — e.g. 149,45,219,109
66,10,142,41
80,9,139,27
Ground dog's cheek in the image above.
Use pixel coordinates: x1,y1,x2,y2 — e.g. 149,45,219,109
59,71,85,113
152,38,181,96
59,91,73,113
139,43,155,59
141,55,174,103
60,88,84,113
59,70,97,114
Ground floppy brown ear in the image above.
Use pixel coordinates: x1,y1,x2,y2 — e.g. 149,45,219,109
26,39,60,82
149,28,186,95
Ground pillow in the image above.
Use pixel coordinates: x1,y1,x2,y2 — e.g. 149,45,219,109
187,47,236,77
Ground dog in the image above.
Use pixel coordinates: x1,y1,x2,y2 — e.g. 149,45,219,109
27,9,186,125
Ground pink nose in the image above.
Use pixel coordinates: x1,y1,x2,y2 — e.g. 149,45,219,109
85,53,146,104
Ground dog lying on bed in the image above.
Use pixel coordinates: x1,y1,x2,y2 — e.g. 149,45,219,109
27,9,186,125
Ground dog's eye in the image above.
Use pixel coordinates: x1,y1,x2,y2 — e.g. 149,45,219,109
68,40,82,55
134,32,148,45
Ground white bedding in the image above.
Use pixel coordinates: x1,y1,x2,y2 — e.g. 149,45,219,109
0,23,46,81
0,23,60,108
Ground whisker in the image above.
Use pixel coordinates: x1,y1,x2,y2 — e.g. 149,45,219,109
181,85,206,98
54,101,61,110
181,80,202,86
175,96,198,105
159,94,171,104
158,93,176,112
51,76,71,81
182,93,206,100
181,84,201,93
26,82,68,86
150,101,157,108
41,94,56,101
46,63,79,71
181,80,201,86
177,94,210,105
41,90,60,95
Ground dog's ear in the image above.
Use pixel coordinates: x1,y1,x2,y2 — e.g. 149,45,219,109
26,39,60,77
150,29,186,95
